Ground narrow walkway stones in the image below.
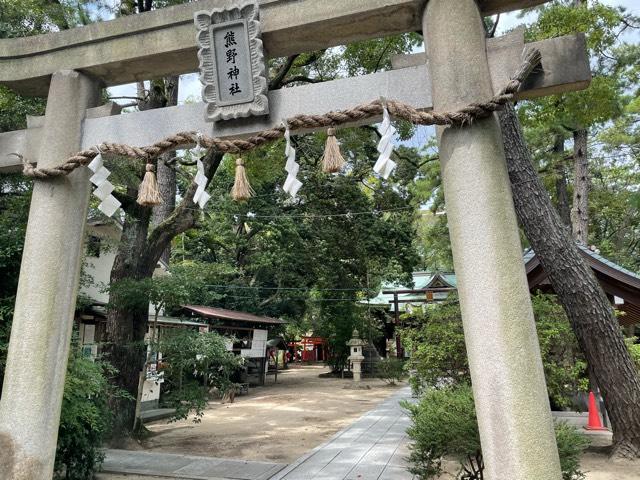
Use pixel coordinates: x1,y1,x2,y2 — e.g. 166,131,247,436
271,387,415,480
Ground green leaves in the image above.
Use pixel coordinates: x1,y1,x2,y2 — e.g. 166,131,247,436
401,293,588,407
403,385,590,480
158,329,242,422
55,332,131,479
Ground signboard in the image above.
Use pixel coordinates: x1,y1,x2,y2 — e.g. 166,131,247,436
195,1,269,122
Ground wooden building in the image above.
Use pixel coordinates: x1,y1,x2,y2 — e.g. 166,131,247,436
182,305,287,385
525,245,640,332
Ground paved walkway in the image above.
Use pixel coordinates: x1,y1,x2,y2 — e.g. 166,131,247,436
102,387,414,480
271,387,415,480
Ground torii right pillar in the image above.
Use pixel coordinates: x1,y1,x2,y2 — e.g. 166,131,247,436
423,1,562,479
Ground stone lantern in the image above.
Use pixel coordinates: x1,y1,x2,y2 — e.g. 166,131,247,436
347,329,367,382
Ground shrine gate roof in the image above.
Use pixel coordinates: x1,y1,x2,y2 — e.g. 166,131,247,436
0,0,551,96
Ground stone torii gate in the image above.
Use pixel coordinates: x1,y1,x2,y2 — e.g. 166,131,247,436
0,1,590,479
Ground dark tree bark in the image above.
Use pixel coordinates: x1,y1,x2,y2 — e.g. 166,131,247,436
152,76,179,264
499,103,640,459
104,203,154,440
571,128,589,244
552,134,571,227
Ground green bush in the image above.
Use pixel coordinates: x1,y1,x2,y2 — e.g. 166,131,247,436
555,422,590,480
400,297,469,395
400,294,588,407
624,337,640,374
376,357,405,385
403,385,589,480
54,335,130,480
159,329,243,422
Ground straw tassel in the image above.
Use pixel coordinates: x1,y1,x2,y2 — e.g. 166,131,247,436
321,128,345,173
137,163,163,206
231,158,254,201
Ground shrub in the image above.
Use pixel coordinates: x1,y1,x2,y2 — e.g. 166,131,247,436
403,385,480,479
403,385,590,480
159,329,243,422
376,357,405,385
400,294,588,407
400,297,469,395
555,422,590,480
54,335,130,480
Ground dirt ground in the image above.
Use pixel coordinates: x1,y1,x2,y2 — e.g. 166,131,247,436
127,364,402,463
100,364,639,480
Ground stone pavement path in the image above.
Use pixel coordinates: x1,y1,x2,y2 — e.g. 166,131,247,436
102,386,414,480
271,387,415,480
102,449,286,480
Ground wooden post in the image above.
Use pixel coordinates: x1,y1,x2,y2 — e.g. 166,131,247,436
393,293,402,358
275,350,278,384
0,71,101,479
423,1,562,478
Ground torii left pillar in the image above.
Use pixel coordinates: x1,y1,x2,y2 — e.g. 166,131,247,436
0,71,100,479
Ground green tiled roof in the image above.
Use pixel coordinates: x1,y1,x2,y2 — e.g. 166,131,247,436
365,271,456,311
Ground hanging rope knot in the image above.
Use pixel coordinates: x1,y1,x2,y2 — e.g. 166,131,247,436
321,127,346,173
231,158,255,201
137,161,162,207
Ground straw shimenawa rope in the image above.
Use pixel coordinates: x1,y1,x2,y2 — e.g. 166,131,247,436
21,48,541,180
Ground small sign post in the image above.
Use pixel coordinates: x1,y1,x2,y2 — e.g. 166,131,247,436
195,1,269,122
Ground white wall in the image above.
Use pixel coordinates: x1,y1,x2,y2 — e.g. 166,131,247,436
240,328,267,358
81,222,167,307
81,223,120,304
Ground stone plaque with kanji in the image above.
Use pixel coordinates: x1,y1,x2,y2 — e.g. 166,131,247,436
195,1,269,122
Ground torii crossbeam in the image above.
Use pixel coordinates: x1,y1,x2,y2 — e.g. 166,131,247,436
0,1,590,479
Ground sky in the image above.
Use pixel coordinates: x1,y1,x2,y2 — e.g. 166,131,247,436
107,0,640,109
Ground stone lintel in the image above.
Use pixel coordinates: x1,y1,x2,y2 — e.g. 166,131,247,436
392,32,591,100
0,0,550,96
0,32,589,173
0,103,123,174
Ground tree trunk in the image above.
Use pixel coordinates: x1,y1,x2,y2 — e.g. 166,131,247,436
499,103,640,459
104,206,155,441
552,134,571,227
571,128,589,244
152,76,179,264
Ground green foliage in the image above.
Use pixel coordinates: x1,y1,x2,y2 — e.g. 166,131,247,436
54,334,131,480
400,297,468,395
177,125,424,369
401,294,588,407
555,422,590,480
0,175,31,388
159,329,242,422
532,294,589,408
521,1,629,133
624,337,640,374
403,385,590,480
0,87,46,132
514,0,640,262
376,357,405,385
402,385,480,479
